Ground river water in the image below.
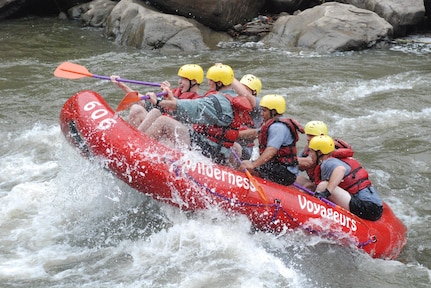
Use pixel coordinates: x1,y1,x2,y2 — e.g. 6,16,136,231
0,17,430,288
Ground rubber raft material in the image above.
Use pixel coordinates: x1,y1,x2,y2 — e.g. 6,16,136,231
59,90,407,259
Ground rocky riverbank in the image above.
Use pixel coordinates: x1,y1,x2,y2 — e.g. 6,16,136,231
1,0,430,52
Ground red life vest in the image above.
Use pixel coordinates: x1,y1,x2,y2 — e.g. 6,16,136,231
173,88,201,99
302,138,354,181
314,157,372,194
258,117,304,166
192,93,253,148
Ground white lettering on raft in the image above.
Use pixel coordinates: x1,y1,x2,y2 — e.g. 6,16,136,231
174,159,256,192
298,195,357,231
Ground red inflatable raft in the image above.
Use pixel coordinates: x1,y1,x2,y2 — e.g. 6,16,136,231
60,90,407,259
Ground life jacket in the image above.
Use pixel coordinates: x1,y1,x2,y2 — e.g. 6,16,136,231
173,87,201,100
259,117,304,167
314,157,372,194
192,93,253,149
161,88,202,116
332,138,354,158
237,106,263,148
302,137,354,181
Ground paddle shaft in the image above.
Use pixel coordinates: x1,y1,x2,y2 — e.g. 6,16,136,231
95,74,160,87
293,182,336,208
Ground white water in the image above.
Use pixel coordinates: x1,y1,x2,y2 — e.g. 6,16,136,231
1,18,430,287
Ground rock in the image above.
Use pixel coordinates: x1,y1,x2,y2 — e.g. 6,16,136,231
0,0,27,19
336,0,425,36
0,0,91,20
147,0,265,31
263,0,322,13
263,2,393,52
68,0,117,27
105,0,210,52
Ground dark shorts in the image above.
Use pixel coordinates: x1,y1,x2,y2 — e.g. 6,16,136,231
256,162,296,186
349,195,383,221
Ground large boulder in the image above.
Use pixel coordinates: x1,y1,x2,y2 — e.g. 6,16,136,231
263,0,322,13
263,2,393,52
68,0,117,27
147,0,265,31
0,0,90,20
336,0,425,36
105,0,210,52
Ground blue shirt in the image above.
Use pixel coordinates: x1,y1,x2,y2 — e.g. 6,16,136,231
320,158,382,205
267,122,298,176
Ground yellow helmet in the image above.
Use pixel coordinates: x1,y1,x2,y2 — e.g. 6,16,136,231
304,121,328,136
178,64,204,84
260,94,286,114
240,74,262,95
309,135,335,154
206,64,234,86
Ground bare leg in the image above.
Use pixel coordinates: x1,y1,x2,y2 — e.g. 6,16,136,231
137,108,162,132
128,104,148,128
316,181,351,210
145,116,191,148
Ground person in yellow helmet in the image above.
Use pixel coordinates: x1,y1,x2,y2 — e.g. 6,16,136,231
240,94,304,186
295,121,354,191
308,135,383,221
144,64,255,165
295,121,329,190
231,74,263,160
110,64,204,131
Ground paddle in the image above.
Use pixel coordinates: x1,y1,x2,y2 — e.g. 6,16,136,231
54,62,161,87
115,91,167,112
231,148,269,206
293,182,337,208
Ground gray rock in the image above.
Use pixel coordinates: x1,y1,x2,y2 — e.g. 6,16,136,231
68,0,117,27
336,0,425,36
148,0,265,31
263,2,393,52
105,0,210,52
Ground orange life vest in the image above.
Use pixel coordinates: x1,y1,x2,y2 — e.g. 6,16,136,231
258,117,304,167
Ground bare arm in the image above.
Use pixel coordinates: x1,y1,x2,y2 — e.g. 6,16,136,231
298,156,314,170
231,77,257,108
326,165,346,193
110,75,134,94
238,128,258,140
240,146,277,170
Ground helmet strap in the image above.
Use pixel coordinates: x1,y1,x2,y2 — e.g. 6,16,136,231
316,151,325,164
187,80,194,92
215,82,223,91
